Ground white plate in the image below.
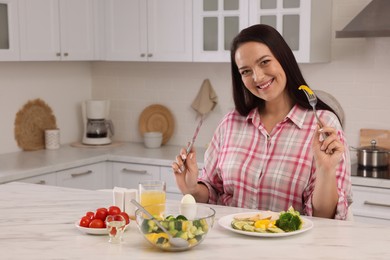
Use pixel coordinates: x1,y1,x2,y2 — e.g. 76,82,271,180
75,221,129,235
218,211,313,237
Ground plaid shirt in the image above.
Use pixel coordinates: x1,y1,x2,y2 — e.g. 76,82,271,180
199,105,352,220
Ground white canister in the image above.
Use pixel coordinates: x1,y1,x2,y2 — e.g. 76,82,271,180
45,129,60,150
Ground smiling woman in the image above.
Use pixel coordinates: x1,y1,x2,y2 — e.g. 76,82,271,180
171,24,352,221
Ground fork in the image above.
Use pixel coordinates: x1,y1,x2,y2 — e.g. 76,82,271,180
181,115,204,171
298,85,328,140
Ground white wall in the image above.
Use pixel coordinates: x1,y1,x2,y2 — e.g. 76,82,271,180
0,62,91,154
91,62,233,150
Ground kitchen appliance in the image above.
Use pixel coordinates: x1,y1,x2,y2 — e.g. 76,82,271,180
82,100,114,145
336,0,390,38
352,163,390,180
354,140,389,169
352,129,390,180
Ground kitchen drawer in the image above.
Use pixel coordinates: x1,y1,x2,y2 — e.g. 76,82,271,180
19,172,57,186
56,162,109,190
112,162,160,190
351,185,390,223
160,166,203,200
160,166,181,199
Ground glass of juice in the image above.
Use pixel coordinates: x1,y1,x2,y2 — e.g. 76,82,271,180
139,180,166,216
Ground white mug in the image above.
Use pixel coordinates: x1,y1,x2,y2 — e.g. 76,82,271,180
45,129,60,150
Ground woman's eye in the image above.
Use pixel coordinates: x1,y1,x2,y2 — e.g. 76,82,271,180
240,70,251,76
260,59,270,65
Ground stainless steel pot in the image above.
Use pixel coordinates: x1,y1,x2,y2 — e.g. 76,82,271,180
354,140,389,168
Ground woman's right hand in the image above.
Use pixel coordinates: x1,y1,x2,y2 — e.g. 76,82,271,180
171,146,199,195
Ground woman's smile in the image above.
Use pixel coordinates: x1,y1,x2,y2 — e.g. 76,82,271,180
257,78,274,90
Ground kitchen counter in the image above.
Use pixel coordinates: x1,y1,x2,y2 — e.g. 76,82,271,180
0,142,206,184
1,182,390,260
1,142,390,189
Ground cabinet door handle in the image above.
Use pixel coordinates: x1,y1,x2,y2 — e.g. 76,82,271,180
71,170,93,178
56,52,61,57
122,168,149,175
36,180,46,185
140,53,146,57
364,201,390,208
147,53,153,57
63,53,69,57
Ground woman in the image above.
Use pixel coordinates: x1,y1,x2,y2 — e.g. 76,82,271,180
172,24,352,220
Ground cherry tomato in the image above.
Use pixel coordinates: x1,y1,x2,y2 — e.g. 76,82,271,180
89,219,105,229
110,227,117,236
79,216,91,228
119,212,130,225
85,211,95,220
108,206,121,216
96,207,108,213
94,209,108,221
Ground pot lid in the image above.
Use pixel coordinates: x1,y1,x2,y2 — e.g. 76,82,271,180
359,140,390,153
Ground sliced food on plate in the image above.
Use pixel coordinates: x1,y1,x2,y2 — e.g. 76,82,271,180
231,206,303,234
218,206,314,237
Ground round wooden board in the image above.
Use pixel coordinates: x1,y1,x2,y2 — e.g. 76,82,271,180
138,104,174,144
14,99,57,151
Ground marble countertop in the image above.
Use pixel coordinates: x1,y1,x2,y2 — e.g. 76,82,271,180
1,142,390,189
1,182,390,260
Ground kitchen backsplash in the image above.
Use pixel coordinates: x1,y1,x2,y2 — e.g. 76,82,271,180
0,0,389,155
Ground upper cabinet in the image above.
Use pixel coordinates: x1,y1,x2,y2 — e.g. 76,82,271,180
193,0,332,63
1,0,330,63
248,0,331,63
0,0,19,61
18,0,96,61
193,0,248,62
103,0,192,62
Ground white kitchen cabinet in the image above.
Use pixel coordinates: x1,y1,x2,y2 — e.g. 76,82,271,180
111,162,160,189
351,185,390,225
0,0,19,61
18,0,96,61
193,0,331,63
193,0,248,62
19,172,57,186
160,166,182,200
248,0,331,63
103,0,192,61
56,162,109,190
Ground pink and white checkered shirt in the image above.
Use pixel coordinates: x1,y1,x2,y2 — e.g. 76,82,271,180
199,105,352,220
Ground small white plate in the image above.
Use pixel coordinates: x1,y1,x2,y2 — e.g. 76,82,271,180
218,211,313,238
75,221,129,235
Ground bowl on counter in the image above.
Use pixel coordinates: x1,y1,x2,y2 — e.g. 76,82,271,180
143,132,163,148
135,202,216,251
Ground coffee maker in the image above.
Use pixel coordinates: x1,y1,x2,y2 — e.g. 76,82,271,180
82,100,114,145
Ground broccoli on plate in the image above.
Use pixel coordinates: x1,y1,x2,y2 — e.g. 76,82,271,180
275,206,303,232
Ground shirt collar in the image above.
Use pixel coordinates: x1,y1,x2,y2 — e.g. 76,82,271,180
246,104,307,129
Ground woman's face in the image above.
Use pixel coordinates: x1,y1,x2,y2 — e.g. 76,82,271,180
235,41,287,103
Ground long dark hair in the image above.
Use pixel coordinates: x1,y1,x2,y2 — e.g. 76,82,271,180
230,24,341,124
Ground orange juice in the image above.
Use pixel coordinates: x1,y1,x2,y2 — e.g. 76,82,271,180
140,191,166,216
139,180,166,216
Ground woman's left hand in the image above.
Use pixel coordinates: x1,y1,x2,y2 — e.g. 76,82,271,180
312,125,344,171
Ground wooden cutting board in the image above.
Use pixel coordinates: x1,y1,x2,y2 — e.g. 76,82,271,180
360,129,390,149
